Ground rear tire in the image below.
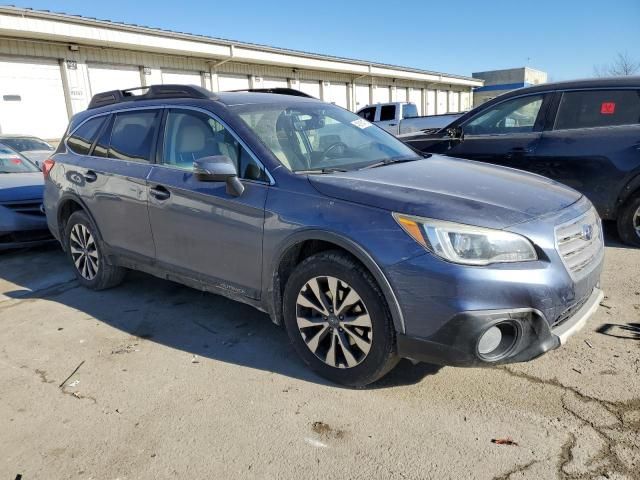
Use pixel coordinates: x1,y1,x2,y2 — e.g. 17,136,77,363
617,194,640,247
283,250,398,387
64,210,126,290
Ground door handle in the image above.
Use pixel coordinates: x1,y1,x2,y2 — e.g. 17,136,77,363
83,170,98,183
149,185,170,201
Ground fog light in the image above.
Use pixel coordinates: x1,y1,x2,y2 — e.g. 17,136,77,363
478,326,502,355
477,321,519,361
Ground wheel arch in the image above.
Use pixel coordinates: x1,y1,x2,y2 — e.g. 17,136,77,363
56,193,103,251
269,230,405,334
617,172,640,211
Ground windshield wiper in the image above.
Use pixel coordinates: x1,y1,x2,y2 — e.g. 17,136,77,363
359,155,426,170
295,167,349,174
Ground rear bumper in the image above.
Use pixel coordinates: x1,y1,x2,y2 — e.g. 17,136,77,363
397,287,603,366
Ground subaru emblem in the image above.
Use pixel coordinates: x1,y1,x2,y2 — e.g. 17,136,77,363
581,224,593,241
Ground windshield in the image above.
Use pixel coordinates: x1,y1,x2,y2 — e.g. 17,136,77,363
233,102,421,172
0,146,39,173
1,137,53,152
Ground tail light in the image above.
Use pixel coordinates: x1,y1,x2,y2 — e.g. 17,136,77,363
42,158,56,178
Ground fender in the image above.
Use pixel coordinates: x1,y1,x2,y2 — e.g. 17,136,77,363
267,229,406,334
56,191,105,251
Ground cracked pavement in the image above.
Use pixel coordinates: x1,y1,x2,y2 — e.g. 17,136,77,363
0,234,638,480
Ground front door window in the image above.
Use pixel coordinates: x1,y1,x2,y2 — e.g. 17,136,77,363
465,95,544,135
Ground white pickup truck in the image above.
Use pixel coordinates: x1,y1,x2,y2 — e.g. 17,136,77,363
356,102,463,136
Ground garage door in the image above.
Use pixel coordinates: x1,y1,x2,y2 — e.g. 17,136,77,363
324,82,348,109
373,85,390,104
354,84,370,111
395,87,407,103
262,77,288,89
449,91,460,113
426,90,436,115
298,80,321,99
162,70,202,86
460,91,471,111
217,74,250,92
436,90,448,114
0,57,69,140
88,64,141,97
408,88,422,115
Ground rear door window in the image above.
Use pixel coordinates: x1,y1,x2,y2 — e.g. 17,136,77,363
554,89,640,130
107,110,161,162
358,107,376,121
379,105,396,121
67,116,107,155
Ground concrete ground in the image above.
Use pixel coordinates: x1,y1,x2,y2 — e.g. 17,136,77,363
1,229,638,480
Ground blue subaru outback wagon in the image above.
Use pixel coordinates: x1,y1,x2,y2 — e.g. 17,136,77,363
43,85,604,386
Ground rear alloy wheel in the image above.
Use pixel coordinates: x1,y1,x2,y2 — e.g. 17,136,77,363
283,251,398,387
296,275,373,369
69,223,99,281
617,194,640,247
65,210,126,290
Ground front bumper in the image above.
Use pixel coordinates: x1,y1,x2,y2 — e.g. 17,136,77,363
396,287,603,366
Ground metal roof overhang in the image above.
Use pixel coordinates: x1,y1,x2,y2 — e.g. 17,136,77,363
0,6,483,88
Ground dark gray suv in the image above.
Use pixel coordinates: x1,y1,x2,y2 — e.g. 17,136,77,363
44,85,604,386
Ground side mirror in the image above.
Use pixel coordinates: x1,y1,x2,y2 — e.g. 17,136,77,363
446,126,464,140
193,155,244,197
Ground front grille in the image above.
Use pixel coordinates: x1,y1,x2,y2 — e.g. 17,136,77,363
0,200,45,216
550,294,590,329
555,208,604,280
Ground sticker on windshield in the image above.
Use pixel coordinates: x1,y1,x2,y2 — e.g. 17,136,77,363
351,118,372,129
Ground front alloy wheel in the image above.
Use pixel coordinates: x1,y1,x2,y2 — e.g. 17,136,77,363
283,251,398,387
296,276,373,369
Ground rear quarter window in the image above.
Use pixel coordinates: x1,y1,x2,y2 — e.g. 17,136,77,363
554,89,640,130
67,116,107,155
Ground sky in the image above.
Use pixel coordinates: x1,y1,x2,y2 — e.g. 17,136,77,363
10,0,640,80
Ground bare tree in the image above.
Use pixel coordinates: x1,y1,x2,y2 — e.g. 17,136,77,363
594,52,640,77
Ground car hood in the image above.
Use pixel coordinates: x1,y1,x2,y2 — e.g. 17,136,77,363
308,155,582,229
0,172,44,202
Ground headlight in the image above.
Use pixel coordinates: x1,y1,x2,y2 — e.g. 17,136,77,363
393,213,537,266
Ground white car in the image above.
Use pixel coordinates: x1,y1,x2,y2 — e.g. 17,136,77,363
0,135,54,169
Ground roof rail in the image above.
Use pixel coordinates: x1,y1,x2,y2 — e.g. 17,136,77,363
88,84,216,109
229,88,316,98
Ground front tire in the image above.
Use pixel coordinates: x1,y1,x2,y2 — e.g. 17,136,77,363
283,251,398,387
64,210,126,290
617,194,640,247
